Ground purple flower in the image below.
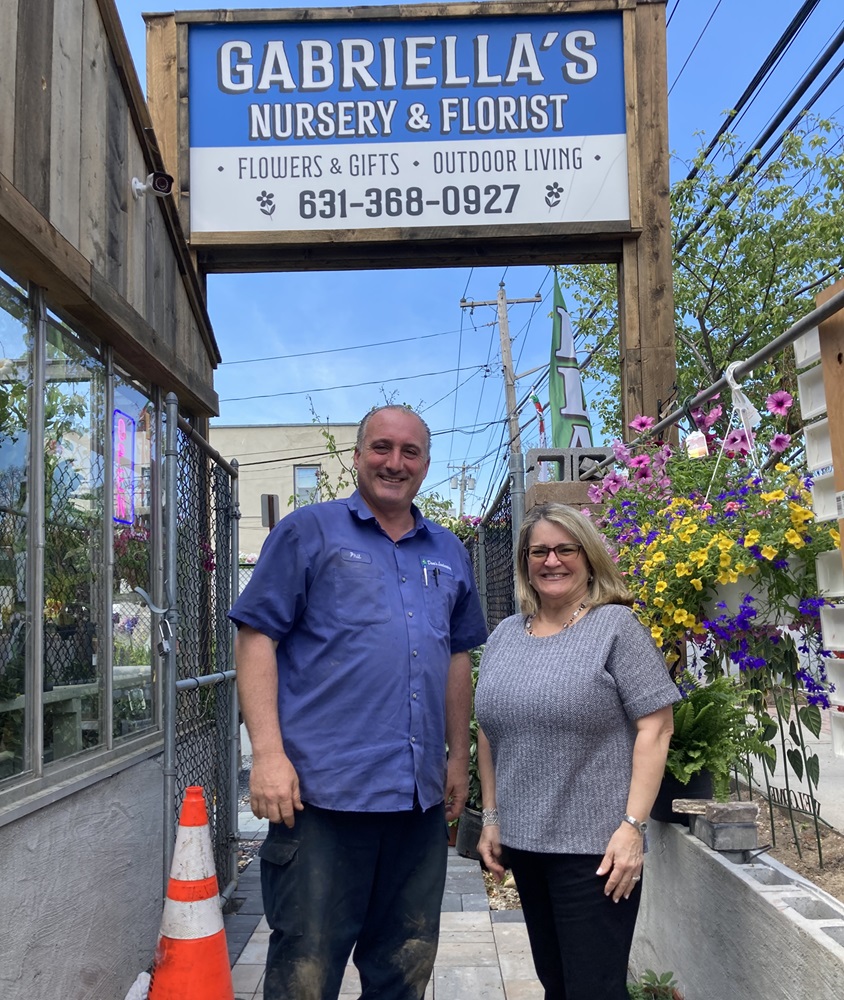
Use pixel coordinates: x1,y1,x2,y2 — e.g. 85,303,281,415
602,471,629,495
633,466,653,484
724,428,751,454
769,432,791,454
629,414,656,433
629,454,651,469
587,483,604,503
766,390,793,416
611,439,632,464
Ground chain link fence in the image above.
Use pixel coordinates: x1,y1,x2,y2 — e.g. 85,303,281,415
167,409,239,894
474,479,516,630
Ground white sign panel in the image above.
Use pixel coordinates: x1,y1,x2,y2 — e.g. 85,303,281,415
187,13,629,235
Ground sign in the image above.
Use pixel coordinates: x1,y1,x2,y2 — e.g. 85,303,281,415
187,13,628,234
113,409,136,525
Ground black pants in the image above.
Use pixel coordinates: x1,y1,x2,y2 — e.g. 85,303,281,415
259,802,447,1000
507,848,642,1000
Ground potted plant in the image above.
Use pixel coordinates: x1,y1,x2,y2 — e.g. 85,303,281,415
652,672,774,823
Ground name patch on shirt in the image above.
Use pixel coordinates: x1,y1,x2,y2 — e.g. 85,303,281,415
341,548,372,564
420,557,453,576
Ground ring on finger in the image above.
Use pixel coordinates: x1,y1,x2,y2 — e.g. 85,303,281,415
631,874,641,882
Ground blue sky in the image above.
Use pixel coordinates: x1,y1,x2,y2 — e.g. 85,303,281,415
113,1,843,515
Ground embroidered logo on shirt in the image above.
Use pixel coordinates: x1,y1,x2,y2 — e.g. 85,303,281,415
420,558,453,575
341,548,372,564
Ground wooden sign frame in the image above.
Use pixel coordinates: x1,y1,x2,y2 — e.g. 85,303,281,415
145,0,676,427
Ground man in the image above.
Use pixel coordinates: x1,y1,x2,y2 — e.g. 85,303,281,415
229,405,487,1000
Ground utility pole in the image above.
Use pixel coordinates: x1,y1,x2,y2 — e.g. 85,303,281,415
449,463,478,516
461,283,542,556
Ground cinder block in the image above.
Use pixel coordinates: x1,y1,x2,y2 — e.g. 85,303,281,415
694,818,758,852
706,802,759,824
525,482,596,511
671,798,710,815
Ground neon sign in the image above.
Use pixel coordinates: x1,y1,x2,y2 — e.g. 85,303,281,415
113,409,136,525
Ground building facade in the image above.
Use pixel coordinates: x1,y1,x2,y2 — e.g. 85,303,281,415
0,2,221,997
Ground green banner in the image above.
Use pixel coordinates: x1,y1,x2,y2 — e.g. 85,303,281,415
548,276,593,449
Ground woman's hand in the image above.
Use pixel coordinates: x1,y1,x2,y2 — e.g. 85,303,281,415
596,824,644,902
477,825,507,883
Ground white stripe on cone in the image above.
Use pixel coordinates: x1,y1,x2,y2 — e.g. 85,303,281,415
159,894,224,940
170,824,216,881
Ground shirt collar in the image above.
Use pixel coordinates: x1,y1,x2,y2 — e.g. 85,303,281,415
347,490,437,536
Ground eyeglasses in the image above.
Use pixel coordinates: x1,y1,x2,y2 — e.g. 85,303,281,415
526,543,583,562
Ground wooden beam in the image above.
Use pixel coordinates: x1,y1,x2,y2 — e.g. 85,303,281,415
817,279,844,575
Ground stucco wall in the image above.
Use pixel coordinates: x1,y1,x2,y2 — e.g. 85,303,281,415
631,820,844,1000
1,757,163,1000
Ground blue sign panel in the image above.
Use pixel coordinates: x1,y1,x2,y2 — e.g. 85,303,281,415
187,12,629,233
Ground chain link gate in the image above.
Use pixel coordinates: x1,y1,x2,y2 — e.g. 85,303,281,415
162,394,240,898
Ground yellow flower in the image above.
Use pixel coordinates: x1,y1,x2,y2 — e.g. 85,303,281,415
743,530,761,548
761,489,786,503
831,528,841,546
652,551,667,564
650,626,664,644
775,462,790,472
719,552,732,568
653,596,665,607
675,563,692,577
690,547,710,568
761,545,778,560
690,578,703,591
784,528,805,549
655,581,668,593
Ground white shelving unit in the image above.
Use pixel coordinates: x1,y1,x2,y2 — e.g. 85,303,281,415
817,550,844,597
812,472,838,521
830,708,844,759
797,364,828,422
805,418,832,472
820,604,844,651
794,324,821,368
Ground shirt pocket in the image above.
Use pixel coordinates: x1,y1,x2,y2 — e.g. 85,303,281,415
333,564,392,625
422,572,456,635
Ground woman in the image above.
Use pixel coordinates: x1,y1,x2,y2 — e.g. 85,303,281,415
475,503,680,999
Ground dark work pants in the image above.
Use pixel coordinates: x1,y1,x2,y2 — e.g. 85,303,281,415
259,801,447,1000
507,848,642,1000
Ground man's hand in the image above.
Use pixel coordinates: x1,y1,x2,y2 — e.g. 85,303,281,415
444,754,469,823
249,752,304,828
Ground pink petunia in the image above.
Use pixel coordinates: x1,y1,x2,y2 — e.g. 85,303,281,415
769,432,792,454
603,471,629,495
629,454,651,469
766,390,793,416
633,466,653,484
587,483,604,503
629,414,656,433
611,439,632,464
691,408,706,428
702,404,723,429
724,428,751,454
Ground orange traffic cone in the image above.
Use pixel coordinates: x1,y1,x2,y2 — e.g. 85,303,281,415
148,786,234,1000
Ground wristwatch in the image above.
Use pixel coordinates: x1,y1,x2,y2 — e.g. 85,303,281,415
621,814,648,835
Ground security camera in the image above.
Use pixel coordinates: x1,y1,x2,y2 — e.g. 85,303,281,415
131,171,175,200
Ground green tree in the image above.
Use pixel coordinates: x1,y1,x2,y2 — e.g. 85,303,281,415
561,118,844,437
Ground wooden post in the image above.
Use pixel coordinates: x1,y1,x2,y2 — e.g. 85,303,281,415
619,1,676,436
816,279,844,576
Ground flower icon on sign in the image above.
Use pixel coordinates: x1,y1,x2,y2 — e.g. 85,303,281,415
545,182,563,208
257,191,276,220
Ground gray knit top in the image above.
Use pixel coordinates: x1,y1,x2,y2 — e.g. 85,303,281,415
474,604,681,854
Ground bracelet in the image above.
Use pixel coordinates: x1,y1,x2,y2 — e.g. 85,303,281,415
482,808,500,827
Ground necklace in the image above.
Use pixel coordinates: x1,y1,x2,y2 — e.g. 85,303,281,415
525,602,587,637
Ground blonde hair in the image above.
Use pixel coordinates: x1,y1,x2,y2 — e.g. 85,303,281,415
515,503,633,616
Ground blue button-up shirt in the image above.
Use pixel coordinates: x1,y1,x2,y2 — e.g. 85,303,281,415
229,491,487,811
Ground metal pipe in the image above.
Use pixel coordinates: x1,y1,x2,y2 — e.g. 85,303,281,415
27,285,47,777
228,459,242,892
175,670,235,691
162,392,181,893
581,286,844,478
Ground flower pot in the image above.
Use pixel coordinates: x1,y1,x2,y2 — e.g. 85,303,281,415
702,559,803,626
650,770,713,825
455,806,483,860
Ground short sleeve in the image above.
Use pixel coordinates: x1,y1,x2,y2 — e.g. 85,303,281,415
604,608,681,720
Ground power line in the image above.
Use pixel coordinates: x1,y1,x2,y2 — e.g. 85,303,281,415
669,0,724,96
220,365,487,402
219,327,464,365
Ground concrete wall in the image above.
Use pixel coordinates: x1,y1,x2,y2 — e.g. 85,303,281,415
631,820,844,1000
0,756,163,1000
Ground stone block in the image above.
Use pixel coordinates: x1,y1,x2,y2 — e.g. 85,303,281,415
671,798,710,815
706,801,759,824
525,482,596,511
694,818,758,852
